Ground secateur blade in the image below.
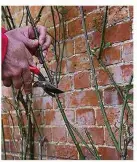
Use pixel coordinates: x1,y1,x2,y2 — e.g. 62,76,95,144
29,66,64,97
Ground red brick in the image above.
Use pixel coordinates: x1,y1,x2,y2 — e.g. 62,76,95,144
9,141,20,153
12,127,21,140
66,90,99,107
6,154,14,160
96,108,121,126
45,110,75,125
55,145,78,159
55,42,73,59
96,69,110,86
68,18,83,37
76,109,95,125
121,64,133,82
105,22,132,43
67,54,90,73
21,111,28,125
75,37,86,54
33,110,44,125
67,126,103,145
48,59,67,74
87,127,104,145
90,31,101,48
45,48,54,62
53,93,65,109
122,42,133,62
45,110,55,125
98,147,120,160
64,40,74,57
34,143,39,156
86,11,104,32
1,141,9,152
58,75,72,91
43,127,52,142
52,127,67,142
74,71,91,89
3,127,12,140
93,57,100,68
101,46,121,65
29,6,44,17
109,65,123,84
81,146,96,159
46,143,56,158
83,6,97,14
42,96,53,109
44,10,59,28
33,97,43,109
64,6,80,21
129,6,133,19
104,87,123,106
104,127,119,146
8,113,19,126
108,6,128,25
9,6,23,15
127,149,133,160
48,25,67,41
2,114,9,126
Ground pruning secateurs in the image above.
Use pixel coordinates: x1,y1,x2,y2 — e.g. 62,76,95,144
29,65,64,97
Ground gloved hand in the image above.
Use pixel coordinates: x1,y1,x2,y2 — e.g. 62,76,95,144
2,25,51,94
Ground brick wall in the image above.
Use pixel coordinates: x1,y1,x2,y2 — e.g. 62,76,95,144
1,6,133,160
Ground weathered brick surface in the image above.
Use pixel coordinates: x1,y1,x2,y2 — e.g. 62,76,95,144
108,6,128,25
104,87,123,106
76,108,95,125
55,145,78,159
85,11,104,32
2,6,133,160
52,127,67,142
67,54,90,72
68,18,83,37
83,6,97,14
75,36,86,54
122,42,133,62
74,71,91,89
101,46,121,65
58,75,72,91
45,110,75,125
66,90,100,107
121,64,133,82
98,147,121,160
96,108,121,126
129,6,133,19
64,6,80,21
67,127,104,145
105,21,132,43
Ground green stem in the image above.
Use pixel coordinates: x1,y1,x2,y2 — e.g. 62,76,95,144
79,6,121,153
35,6,45,24
51,6,58,61
98,6,108,59
70,124,100,159
119,74,133,150
26,6,85,159
97,59,133,120
2,6,12,30
19,6,25,27
5,6,16,28
55,95,85,159
85,128,101,159
57,15,66,84
2,119,7,160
